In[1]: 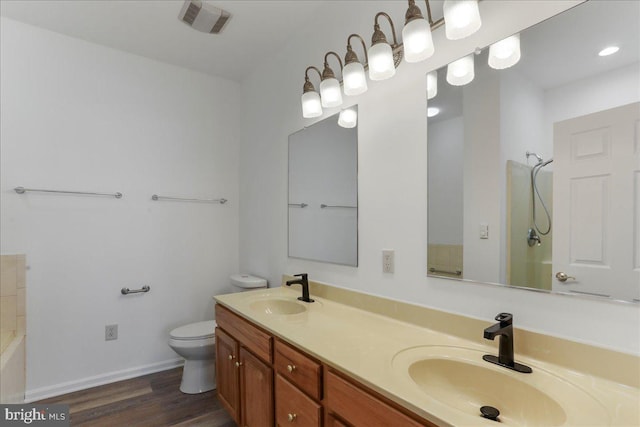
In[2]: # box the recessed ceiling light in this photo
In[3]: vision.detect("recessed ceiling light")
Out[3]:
[427,107,440,118]
[598,46,620,57]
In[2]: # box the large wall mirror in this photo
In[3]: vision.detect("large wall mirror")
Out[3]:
[427,1,639,302]
[289,109,358,266]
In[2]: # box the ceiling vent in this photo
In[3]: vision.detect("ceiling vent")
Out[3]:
[178,1,230,34]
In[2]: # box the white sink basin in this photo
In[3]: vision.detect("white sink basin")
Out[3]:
[249,298,307,315]
[392,346,610,426]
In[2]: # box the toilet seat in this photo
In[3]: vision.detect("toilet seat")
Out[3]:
[170,320,216,340]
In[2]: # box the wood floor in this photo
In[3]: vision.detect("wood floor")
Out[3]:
[37,367,237,427]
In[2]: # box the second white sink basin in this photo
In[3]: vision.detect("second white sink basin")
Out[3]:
[392,346,610,426]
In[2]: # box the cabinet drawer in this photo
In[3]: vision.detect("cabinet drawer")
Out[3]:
[326,371,430,427]
[216,304,273,363]
[275,375,321,427]
[274,339,322,401]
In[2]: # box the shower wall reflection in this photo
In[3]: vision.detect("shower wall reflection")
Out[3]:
[506,160,552,290]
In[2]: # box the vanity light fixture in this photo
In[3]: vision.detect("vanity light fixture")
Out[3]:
[368,12,400,81]
[301,66,323,118]
[598,46,620,56]
[320,52,344,108]
[427,106,440,117]
[443,0,482,40]
[447,53,475,86]
[402,0,435,63]
[343,34,369,96]
[488,33,521,69]
[426,71,438,99]
[338,107,358,128]
[300,0,490,118]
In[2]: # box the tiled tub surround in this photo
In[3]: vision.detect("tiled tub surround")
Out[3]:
[214,278,639,426]
[0,254,26,403]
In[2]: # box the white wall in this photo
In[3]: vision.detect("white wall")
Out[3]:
[462,64,502,283]
[427,116,463,245]
[0,18,240,399]
[544,62,640,143]
[239,0,640,356]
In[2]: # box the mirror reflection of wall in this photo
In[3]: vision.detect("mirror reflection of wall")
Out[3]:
[288,108,358,266]
[427,0,640,302]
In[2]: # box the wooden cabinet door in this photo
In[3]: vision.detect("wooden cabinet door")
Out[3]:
[275,375,321,427]
[326,414,349,427]
[326,371,431,427]
[240,347,274,427]
[216,327,240,423]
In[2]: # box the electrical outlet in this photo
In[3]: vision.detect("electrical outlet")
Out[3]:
[105,324,118,341]
[382,250,394,273]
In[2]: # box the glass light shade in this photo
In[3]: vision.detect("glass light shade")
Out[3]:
[446,54,475,86]
[426,71,438,100]
[368,42,396,81]
[343,62,368,96]
[301,91,322,118]
[402,18,435,63]
[320,77,343,108]
[488,34,521,69]
[443,0,482,40]
[338,108,358,128]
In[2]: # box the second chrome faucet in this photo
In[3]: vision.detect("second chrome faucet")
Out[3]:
[286,273,314,303]
[483,313,532,373]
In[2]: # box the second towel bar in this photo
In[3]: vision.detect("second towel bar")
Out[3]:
[152,195,227,204]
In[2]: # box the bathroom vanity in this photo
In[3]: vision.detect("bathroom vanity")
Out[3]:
[214,281,639,427]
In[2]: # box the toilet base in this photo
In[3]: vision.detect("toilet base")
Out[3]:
[180,359,216,394]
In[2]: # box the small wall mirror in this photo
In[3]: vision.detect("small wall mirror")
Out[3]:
[288,108,358,266]
[427,1,639,302]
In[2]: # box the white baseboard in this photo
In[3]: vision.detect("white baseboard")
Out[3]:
[24,358,184,403]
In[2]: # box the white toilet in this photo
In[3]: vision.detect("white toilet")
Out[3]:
[168,274,267,394]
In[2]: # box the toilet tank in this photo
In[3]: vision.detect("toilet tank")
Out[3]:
[230,274,267,291]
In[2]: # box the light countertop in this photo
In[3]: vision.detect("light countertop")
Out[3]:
[214,286,639,427]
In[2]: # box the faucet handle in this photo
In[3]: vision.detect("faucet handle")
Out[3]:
[495,313,512,325]
[294,273,308,280]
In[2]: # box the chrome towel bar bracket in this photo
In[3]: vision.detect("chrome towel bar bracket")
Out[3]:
[121,285,150,295]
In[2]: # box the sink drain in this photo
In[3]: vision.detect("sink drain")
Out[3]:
[480,405,500,421]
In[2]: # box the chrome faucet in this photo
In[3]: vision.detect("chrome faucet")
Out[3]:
[285,273,314,303]
[483,313,532,373]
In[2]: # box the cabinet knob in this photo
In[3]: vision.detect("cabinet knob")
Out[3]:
[287,364,296,373]
[228,354,235,360]
[287,413,297,422]
[235,361,242,368]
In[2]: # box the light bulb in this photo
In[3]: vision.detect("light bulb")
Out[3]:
[338,108,358,128]
[427,107,440,118]
[443,0,482,40]
[343,62,368,96]
[368,43,396,81]
[598,46,620,56]
[426,71,438,100]
[301,91,322,118]
[402,18,434,63]
[446,54,474,86]
[488,34,521,69]
[320,77,343,108]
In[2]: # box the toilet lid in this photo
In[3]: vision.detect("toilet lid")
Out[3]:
[170,320,216,340]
